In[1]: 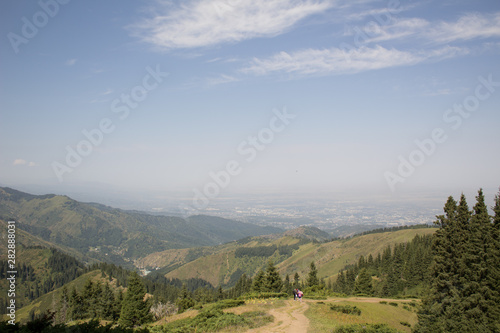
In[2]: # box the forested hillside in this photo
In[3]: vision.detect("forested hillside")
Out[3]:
[0,187,281,267]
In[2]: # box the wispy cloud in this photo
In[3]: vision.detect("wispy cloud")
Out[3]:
[65,58,77,66]
[348,12,500,45]
[100,89,113,96]
[205,74,240,86]
[427,12,500,44]
[240,45,467,77]
[131,0,332,49]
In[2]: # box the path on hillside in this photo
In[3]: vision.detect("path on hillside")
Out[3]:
[246,299,310,333]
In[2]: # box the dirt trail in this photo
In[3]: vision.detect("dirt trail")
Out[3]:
[246,299,310,333]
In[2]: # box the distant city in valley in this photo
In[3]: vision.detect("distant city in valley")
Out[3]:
[18,185,448,231]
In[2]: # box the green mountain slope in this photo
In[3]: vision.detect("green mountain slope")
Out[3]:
[0,187,281,266]
[162,228,437,287]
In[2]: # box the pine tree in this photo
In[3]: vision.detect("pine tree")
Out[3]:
[69,287,85,320]
[176,284,195,313]
[264,261,282,292]
[493,188,500,228]
[354,268,373,295]
[293,273,300,289]
[252,269,265,292]
[80,278,94,318]
[334,270,347,294]
[119,272,152,328]
[415,190,500,333]
[283,274,291,294]
[101,283,116,320]
[306,261,319,287]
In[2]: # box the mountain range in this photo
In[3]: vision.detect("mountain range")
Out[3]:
[0,186,281,267]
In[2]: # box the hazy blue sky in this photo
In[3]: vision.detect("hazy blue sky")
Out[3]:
[1,0,499,203]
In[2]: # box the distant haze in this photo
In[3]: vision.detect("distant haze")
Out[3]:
[1,1,499,204]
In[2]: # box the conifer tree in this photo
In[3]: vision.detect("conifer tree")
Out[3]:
[354,268,373,295]
[306,261,319,287]
[415,190,500,333]
[335,270,347,294]
[252,269,265,292]
[69,287,84,320]
[101,283,116,320]
[493,188,500,228]
[119,272,152,328]
[264,260,282,292]
[293,272,300,289]
[176,284,194,313]
[283,274,291,294]
[80,279,94,318]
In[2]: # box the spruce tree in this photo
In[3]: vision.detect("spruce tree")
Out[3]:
[252,269,265,292]
[101,283,116,320]
[354,268,373,295]
[335,270,347,294]
[283,274,291,294]
[493,188,500,228]
[176,284,194,313]
[415,190,500,333]
[306,261,319,287]
[119,272,152,328]
[293,273,300,289]
[265,261,282,292]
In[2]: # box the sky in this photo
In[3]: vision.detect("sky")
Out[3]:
[1,0,500,210]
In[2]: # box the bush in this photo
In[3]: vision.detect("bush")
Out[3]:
[330,304,361,315]
[379,301,387,304]
[334,323,401,332]
[400,321,411,327]
[389,302,398,307]
[151,308,272,333]
[239,292,287,299]
[203,299,245,311]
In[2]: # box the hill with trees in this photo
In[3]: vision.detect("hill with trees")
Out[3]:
[0,187,281,268]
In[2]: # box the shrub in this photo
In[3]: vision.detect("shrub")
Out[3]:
[388,302,398,307]
[334,323,400,332]
[400,321,411,327]
[239,292,287,299]
[203,299,245,311]
[330,304,361,315]
[379,301,387,304]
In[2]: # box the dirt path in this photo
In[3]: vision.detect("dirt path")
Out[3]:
[246,299,310,333]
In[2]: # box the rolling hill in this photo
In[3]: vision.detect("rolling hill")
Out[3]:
[0,187,281,267]
[156,227,437,287]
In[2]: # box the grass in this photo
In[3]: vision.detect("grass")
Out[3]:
[149,299,273,333]
[305,298,418,333]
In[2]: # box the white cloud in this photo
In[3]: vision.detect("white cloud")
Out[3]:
[427,12,500,44]
[65,58,77,66]
[347,12,500,45]
[205,74,240,86]
[100,89,113,96]
[240,45,467,77]
[131,0,333,49]
[28,162,36,167]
